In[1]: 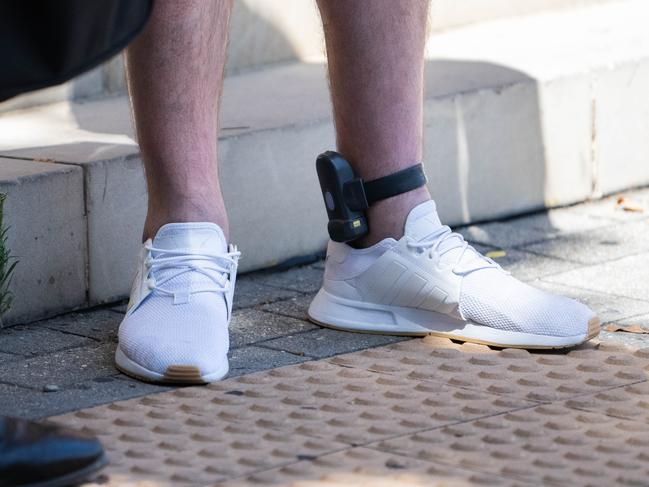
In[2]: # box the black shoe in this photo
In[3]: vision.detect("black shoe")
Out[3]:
[0,416,107,487]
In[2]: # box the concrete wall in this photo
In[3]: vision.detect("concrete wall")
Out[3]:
[0,0,617,112]
[0,0,645,325]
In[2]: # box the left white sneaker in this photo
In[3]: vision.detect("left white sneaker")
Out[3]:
[309,200,600,349]
[115,222,240,384]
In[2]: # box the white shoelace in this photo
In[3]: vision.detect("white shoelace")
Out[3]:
[144,243,241,302]
[406,226,501,276]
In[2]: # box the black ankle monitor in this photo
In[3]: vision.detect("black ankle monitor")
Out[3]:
[316,151,428,243]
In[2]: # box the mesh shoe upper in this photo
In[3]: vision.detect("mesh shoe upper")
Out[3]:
[118,223,238,376]
[119,291,231,374]
[459,267,594,337]
[405,202,594,337]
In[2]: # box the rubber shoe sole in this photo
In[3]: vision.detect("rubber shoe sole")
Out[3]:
[308,288,600,349]
[114,346,229,384]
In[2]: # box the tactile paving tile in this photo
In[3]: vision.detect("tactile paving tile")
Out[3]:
[202,362,534,445]
[219,447,534,487]
[374,404,649,487]
[328,338,649,403]
[48,337,649,487]
[56,361,533,486]
[563,381,649,423]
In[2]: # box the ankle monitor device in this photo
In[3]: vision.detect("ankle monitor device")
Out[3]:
[316,151,428,243]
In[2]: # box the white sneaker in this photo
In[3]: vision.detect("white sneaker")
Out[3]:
[115,222,240,383]
[308,201,600,349]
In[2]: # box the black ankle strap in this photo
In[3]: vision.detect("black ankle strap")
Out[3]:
[342,164,427,211]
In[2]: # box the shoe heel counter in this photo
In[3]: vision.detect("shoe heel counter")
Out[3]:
[322,240,390,301]
[125,244,150,316]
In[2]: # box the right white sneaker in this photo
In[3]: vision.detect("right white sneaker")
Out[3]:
[309,200,600,349]
[115,222,240,384]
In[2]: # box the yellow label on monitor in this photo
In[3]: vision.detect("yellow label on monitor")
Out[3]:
[352,220,361,228]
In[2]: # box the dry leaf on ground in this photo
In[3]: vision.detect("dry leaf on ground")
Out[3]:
[485,250,506,259]
[603,323,649,334]
[616,197,644,213]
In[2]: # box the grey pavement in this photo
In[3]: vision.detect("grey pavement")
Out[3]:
[1,188,649,419]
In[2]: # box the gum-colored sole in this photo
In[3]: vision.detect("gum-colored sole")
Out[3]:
[310,315,601,350]
[164,365,205,383]
[587,316,601,340]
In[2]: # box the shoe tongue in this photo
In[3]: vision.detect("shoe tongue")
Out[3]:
[153,223,227,254]
[404,200,443,242]
[403,200,473,264]
[150,223,229,295]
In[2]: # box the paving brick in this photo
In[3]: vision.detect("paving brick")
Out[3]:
[260,328,406,359]
[533,281,649,325]
[0,383,39,417]
[457,205,616,249]
[488,248,583,282]
[542,253,649,302]
[611,313,649,329]
[598,330,649,350]
[233,275,300,310]
[0,352,19,364]
[0,378,170,420]
[227,345,310,377]
[0,158,86,325]
[37,309,122,342]
[572,188,649,222]
[595,313,649,349]
[230,309,315,348]
[0,343,116,389]
[259,264,324,293]
[0,325,91,356]
[522,219,649,264]
[259,293,315,320]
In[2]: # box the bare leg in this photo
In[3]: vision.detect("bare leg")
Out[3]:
[317,0,431,247]
[126,0,233,241]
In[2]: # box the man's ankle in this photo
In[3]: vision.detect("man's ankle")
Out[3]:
[351,187,431,248]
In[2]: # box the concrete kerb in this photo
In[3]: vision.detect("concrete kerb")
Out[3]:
[0,158,86,326]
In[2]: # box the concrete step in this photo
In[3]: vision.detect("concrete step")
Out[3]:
[0,159,86,325]
[1,0,648,325]
[227,0,621,70]
[1,0,618,112]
